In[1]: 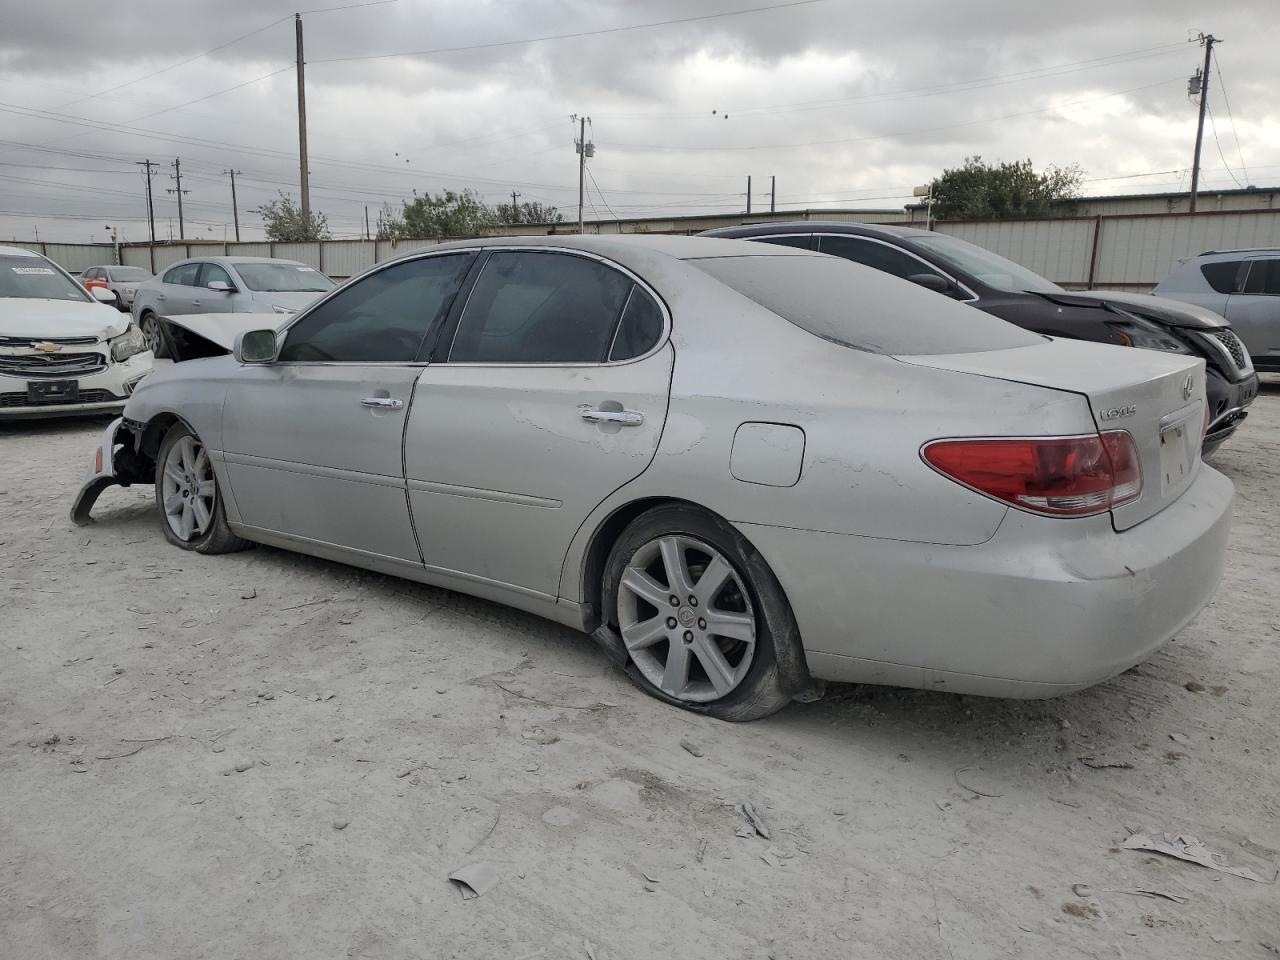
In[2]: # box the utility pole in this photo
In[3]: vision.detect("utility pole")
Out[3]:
[746,176,752,215]
[223,169,242,242]
[136,159,157,244]
[770,175,776,213]
[1188,33,1218,214]
[364,205,371,240]
[510,190,522,223]
[296,13,311,220]
[167,158,190,240]
[573,115,593,234]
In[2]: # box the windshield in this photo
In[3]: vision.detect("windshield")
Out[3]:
[233,262,334,293]
[691,254,1042,355]
[907,235,1062,294]
[108,267,151,282]
[0,255,92,302]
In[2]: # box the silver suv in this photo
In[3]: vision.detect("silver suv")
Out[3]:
[1154,249,1279,372]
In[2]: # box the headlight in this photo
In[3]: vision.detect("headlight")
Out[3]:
[271,304,294,315]
[1106,316,1193,354]
[109,325,148,362]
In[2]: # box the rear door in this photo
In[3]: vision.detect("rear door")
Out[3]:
[1225,257,1280,364]
[405,248,673,600]
[221,252,476,562]
[159,261,201,314]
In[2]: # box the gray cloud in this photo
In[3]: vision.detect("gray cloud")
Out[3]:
[0,0,1274,241]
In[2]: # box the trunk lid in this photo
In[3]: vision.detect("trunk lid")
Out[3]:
[899,338,1205,530]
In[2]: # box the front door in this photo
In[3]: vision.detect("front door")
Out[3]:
[1226,257,1280,365]
[220,252,476,564]
[405,248,673,599]
[190,262,238,314]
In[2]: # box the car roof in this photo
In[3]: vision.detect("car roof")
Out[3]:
[416,233,819,269]
[701,221,934,241]
[165,256,310,267]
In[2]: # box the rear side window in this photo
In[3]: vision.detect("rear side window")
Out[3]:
[756,235,814,251]
[1241,259,1280,296]
[164,263,200,286]
[1201,260,1243,293]
[609,287,665,361]
[449,251,632,363]
[690,255,1042,356]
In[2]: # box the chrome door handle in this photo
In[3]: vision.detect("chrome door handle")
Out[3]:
[580,406,645,427]
[361,396,404,410]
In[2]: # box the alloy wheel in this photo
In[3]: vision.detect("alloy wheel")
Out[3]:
[616,534,757,703]
[161,434,215,541]
[140,315,162,354]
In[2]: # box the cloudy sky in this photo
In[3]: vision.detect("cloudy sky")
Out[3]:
[0,0,1275,243]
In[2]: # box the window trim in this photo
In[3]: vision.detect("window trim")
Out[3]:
[273,249,479,366]
[1240,257,1280,297]
[440,245,672,369]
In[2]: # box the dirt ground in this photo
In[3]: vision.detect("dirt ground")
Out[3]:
[2,382,1278,960]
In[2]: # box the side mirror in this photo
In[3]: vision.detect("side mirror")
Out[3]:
[907,273,950,295]
[207,280,233,292]
[233,329,278,364]
[90,286,117,303]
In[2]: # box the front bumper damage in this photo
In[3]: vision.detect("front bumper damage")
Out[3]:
[70,417,151,525]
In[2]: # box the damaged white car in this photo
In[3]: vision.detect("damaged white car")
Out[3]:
[1,245,153,418]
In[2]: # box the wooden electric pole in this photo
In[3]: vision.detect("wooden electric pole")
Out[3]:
[296,13,311,219]
[223,169,242,242]
[167,157,190,240]
[136,159,157,244]
[1188,33,1218,214]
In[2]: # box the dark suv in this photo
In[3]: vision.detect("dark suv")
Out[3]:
[704,222,1258,456]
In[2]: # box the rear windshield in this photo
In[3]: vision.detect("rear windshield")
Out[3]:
[0,254,91,302]
[108,266,151,282]
[233,262,334,293]
[690,255,1043,355]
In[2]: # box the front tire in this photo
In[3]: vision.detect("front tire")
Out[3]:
[138,311,169,359]
[603,504,800,721]
[155,424,249,554]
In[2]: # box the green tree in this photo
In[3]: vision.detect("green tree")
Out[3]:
[256,192,331,241]
[929,157,1084,221]
[391,189,495,237]
[374,203,403,241]
[494,200,563,225]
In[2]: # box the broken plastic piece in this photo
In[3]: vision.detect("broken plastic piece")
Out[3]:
[449,862,500,900]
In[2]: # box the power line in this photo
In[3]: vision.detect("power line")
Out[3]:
[312,0,837,63]
[1206,107,1245,188]
[1213,57,1250,185]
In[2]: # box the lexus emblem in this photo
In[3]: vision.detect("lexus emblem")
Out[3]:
[31,341,62,353]
[1182,375,1194,401]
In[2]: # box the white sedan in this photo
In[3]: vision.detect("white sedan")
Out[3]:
[1,245,152,419]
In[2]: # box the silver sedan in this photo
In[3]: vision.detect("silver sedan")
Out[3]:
[71,236,1232,720]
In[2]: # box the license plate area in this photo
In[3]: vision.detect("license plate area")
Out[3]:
[28,379,80,404]
[1159,422,1194,493]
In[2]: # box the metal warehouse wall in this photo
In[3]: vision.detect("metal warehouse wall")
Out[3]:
[20,207,1280,289]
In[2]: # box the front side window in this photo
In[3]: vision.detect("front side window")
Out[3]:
[164,262,200,286]
[907,235,1061,294]
[449,251,632,363]
[278,254,472,363]
[199,263,234,288]
[1242,259,1280,296]
[235,262,334,293]
[0,254,91,302]
[819,235,945,282]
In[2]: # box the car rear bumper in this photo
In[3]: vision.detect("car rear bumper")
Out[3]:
[739,464,1233,698]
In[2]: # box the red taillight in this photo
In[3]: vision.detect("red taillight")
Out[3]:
[922,432,1142,518]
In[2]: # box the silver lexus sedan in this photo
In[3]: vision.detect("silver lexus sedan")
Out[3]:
[71,236,1232,720]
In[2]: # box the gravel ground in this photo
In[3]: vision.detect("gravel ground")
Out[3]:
[2,382,1278,960]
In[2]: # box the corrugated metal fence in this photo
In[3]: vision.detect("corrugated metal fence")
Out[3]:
[18,208,1280,290]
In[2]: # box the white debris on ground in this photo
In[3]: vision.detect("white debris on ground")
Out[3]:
[1,381,1278,959]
